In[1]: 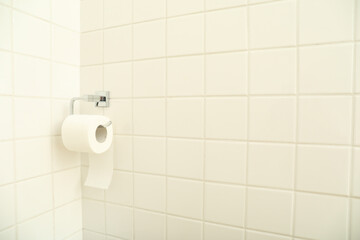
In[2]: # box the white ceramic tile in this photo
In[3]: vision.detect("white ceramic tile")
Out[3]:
[134,0,165,22]
[167,216,202,240]
[204,183,245,226]
[167,56,204,96]
[351,198,360,240]
[297,145,350,195]
[82,199,105,233]
[106,204,133,239]
[0,228,16,240]
[54,168,81,207]
[168,0,203,16]
[134,20,165,59]
[0,0,11,6]
[205,141,246,184]
[15,137,51,180]
[52,137,80,171]
[104,26,132,62]
[167,139,203,179]
[104,100,132,134]
[0,97,13,141]
[104,0,132,27]
[83,230,106,240]
[246,231,291,240]
[53,26,80,65]
[167,98,204,138]
[0,142,14,185]
[17,175,53,222]
[134,210,165,240]
[206,52,247,95]
[206,98,247,140]
[294,193,348,240]
[353,148,360,197]
[55,201,82,240]
[299,0,354,44]
[248,143,295,189]
[249,97,296,142]
[356,44,360,93]
[18,212,53,240]
[104,62,132,98]
[14,54,50,97]
[14,98,51,138]
[133,99,165,136]
[0,185,15,230]
[52,63,80,99]
[81,166,105,201]
[167,178,203,219]
[0,51,12,94]
[206,8,247,52]
[134,59,166,97]
[105,171,133,205]
[247,189,292,235]
[52,0,80,31]
[204,223,244,240]
[113,136,133,171]
[249,1,296,48]
[80,66,103,95]
[66,231,83,240]
[167,14,204,56]
[81,31,103,65]
[299,44,353,94]
[134,174,166,212]
[13,12,50,58]
[14,0,50,20]
[81,0,103,32]
[134,137,166,174]
[0,6,11,50]
[357,2,360,40]
[206,0,246,9]
[298,96,352,144]
[250,48,296,94]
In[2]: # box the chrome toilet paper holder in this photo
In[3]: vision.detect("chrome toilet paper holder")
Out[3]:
[70,91,112,127]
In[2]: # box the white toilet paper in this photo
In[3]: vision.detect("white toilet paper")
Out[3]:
[62,114,114,189]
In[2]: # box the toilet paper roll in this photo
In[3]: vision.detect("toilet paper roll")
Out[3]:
[62,114,114,189]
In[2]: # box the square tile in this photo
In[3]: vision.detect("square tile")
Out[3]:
[134,20,165,59]
[0,6,11,50]
[18,213,53,240]
[134,137,166,174]
[106,204,133,239]
[54,168,81,207]
[167,14,204,56]
[113,136,133,171]
[299,44,353,93]
[206,0,246,10]
[167,56,204,96]
[250,48,296,94]
[0,51,12,94]
[299,0,354,44]
[168,0,203,16]
[246,189,292,235]
[133,99,165,136]
[104,0,132,27]
[0,185,15,230]
[351,198,360,240]
[206,52,247,95]
[248,143,295,189]
[297,145,351,195]
[104,100,132,134]
[353,148,360,197]
[167,98,204,138]
[104,62,132,98]
[0,142,14,185]
[204,223,244,240]
[206,8,247,52]
[249,97,296,142]
[104,26,132,62]
[167,139,204,179]
[134,0,165,22]
[249,1,296,48]
[167,216,202,240]
[0,97,13,141]
[356,44,360,92]
[0,228,16,240]
[81,31,103,65]
[134,174,166,212]
[204,183,245,226]
[298,96,352,144]
[82,199,105,233]
[206,98,247,140]
[205,141,246,184]
[52,26,80,65]
[246,231,291,240]
[80,66,103,95]
[134,59,166,97]
[81,0,103,32]
[52,0,80,31]
[52,63,79,99]
[134,210,165,240]
[16,176,53,222]
[294,193,348,240]
[54,201,82,240]
[14,0,50,19]
[15,138,52,180]
[52,136,80,171]
[81,167,105,201]
[167,178,203,219]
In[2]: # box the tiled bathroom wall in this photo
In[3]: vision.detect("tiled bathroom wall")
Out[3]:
[80,0,360,240]
[0,0,82,239]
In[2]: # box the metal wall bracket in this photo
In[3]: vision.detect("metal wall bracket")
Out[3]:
[70,91,110,115]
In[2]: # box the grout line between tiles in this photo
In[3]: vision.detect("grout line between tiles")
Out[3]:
[130,0,135,238]
[202,0,207,238]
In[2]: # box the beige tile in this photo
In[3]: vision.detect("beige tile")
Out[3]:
[134,210,165,240]
[104,26,132,62]
[106,204,133,239]
[0,142,14,185]
[104,62,132,98]
[0,97,13,141]
[0,51,12,94]
[113,136,133,171]
[167,216,202,240]
[206,0,246,10]
[134,0,165,22]
[18,213,53,240]
[82,199,105,233]
[0,185,15,230]
[134,137,166,174]
[0,6,11,50]
[54,168,81,207]
[52,26,80,65]
[81,0,103,32]
[54,201,82,240]
[133,99,165,136]
[105,171,133,205]
[351,198,360,240]
[204,223,244,240]
[353,148,360,197]
[104,0,132,27]
[81,31,103,65]
[52,0,80,31]
[104,100,132,134]
[168,0,203,16]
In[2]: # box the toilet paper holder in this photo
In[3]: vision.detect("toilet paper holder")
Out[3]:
[70,91,112,127]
